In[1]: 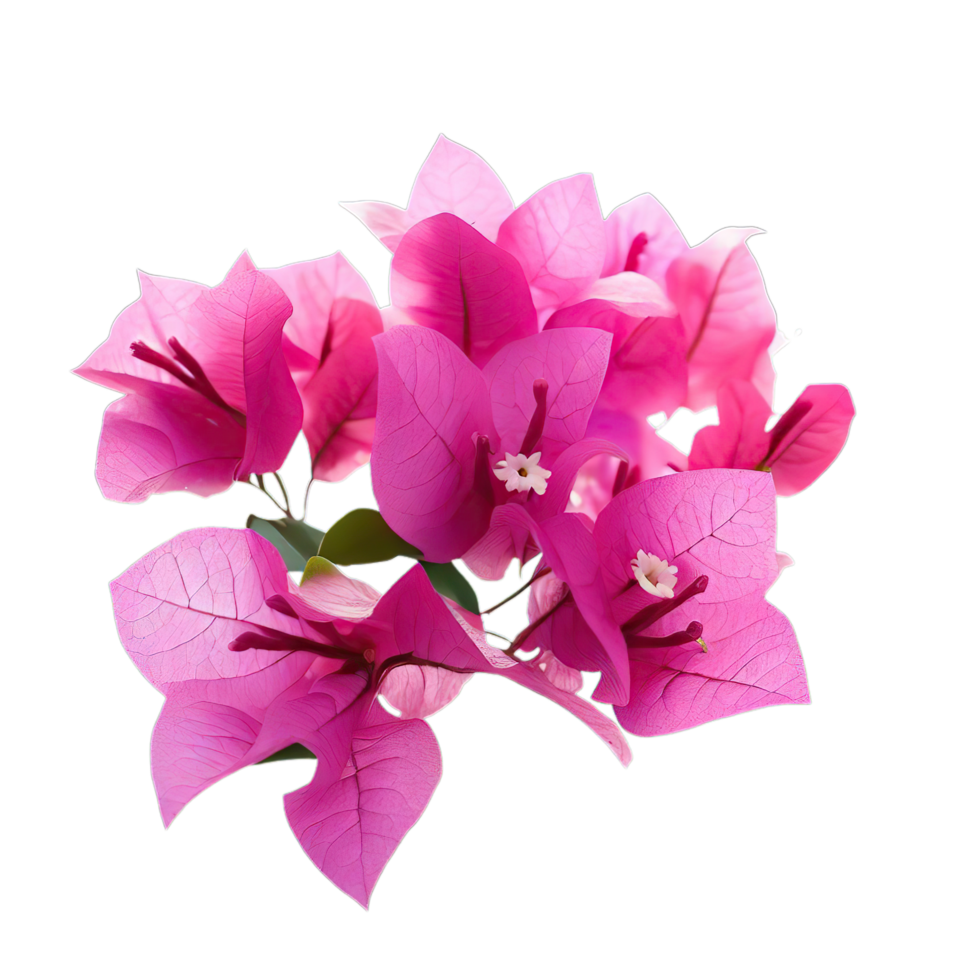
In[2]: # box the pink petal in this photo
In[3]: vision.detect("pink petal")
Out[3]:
[547,300,688,418]
[765,384,855,495]
[153,696,265,827]
[287,294,383,481]
[518,571,568,660]
[95,385,242,502]
[75,264,302,490]
[371,564,506,671]
[615,600,808,736]
[462,503,541,581]
[450,607,633,769]
[529,512,631,705]
[150,657,321,826]
[603,314,687,418]
[602,193,688,284]
[494,662,632,766]
[187,267,302,477]
[285,699,441,907]
[111,528,318,688]
[406,134,514,242]
[74,270,204,389]
[594,470,778,604]
[341,200,412,252]
[540,603,629,704]
[666,228,776,411]
[390,213,537,367]
[342,136,513,254]
[292,565,382,621]
[466,505,629,704]
[380,664,470,719]
[262,252,377,388]
[372,326,498,561]
[572,410,687,521]
[482,327,611,458]
[496,174,606,312]
[579,272,675,318]
[527,436,628,522]
[688,380,773,470]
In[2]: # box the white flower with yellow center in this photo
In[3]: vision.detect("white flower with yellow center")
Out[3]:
[493,451,551,495]
[630,550,678,598]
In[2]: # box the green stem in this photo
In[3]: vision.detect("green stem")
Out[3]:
[504,591,570,657]
[480,566,551,616]
[302,475,315,522]
[272,471,293,518]
[251,475,289,516]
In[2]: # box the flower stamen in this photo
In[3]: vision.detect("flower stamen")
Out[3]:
[623,232,648,273]
[131,337,246,426]
[518,378,549,456]
[627,621,704,649]
[621,574,709,636]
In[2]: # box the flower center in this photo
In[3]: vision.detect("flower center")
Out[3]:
[131,336,246,426]
[631,549,678,598]
[494,451,552,495]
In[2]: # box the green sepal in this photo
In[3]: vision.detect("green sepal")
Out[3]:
[255,743,316,764]
[419,560,480,614]
[300,555,339,585]
[246,515,325,571]
[318,508,423,564]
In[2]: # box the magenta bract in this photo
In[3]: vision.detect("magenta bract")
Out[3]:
[688,380,856,494]
[389,212,537,367]
[75,255,302,501]
[110,527,638,905]
[519,470,809,734]
[372,323,624,569]
[264,252,383,482]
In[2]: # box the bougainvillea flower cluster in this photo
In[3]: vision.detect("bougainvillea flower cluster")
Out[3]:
[77,135,853,907]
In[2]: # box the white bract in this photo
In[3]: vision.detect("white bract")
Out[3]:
[493,451,551,495]
[631,550,678,598]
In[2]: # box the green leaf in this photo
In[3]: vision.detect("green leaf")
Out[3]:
[255,743,316,764]
[318,508,422,564]
[246,515,325,571]
[419,560,480,614]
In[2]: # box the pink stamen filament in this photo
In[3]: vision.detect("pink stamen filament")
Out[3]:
[228,629,353,658]
[623,232,648,273]
[265,595,298,618]
[474,434,495,503]
[319,317,335,364]
[621,574,709,636]
[612,460,641,497]
[626,621,704,648]
[518,378,549,457]
[131,337,246,427]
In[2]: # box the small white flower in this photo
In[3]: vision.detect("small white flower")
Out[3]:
[493,451,552,495]
[630,549,678,598]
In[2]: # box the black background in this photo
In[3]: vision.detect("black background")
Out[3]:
[71,126,861,922]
